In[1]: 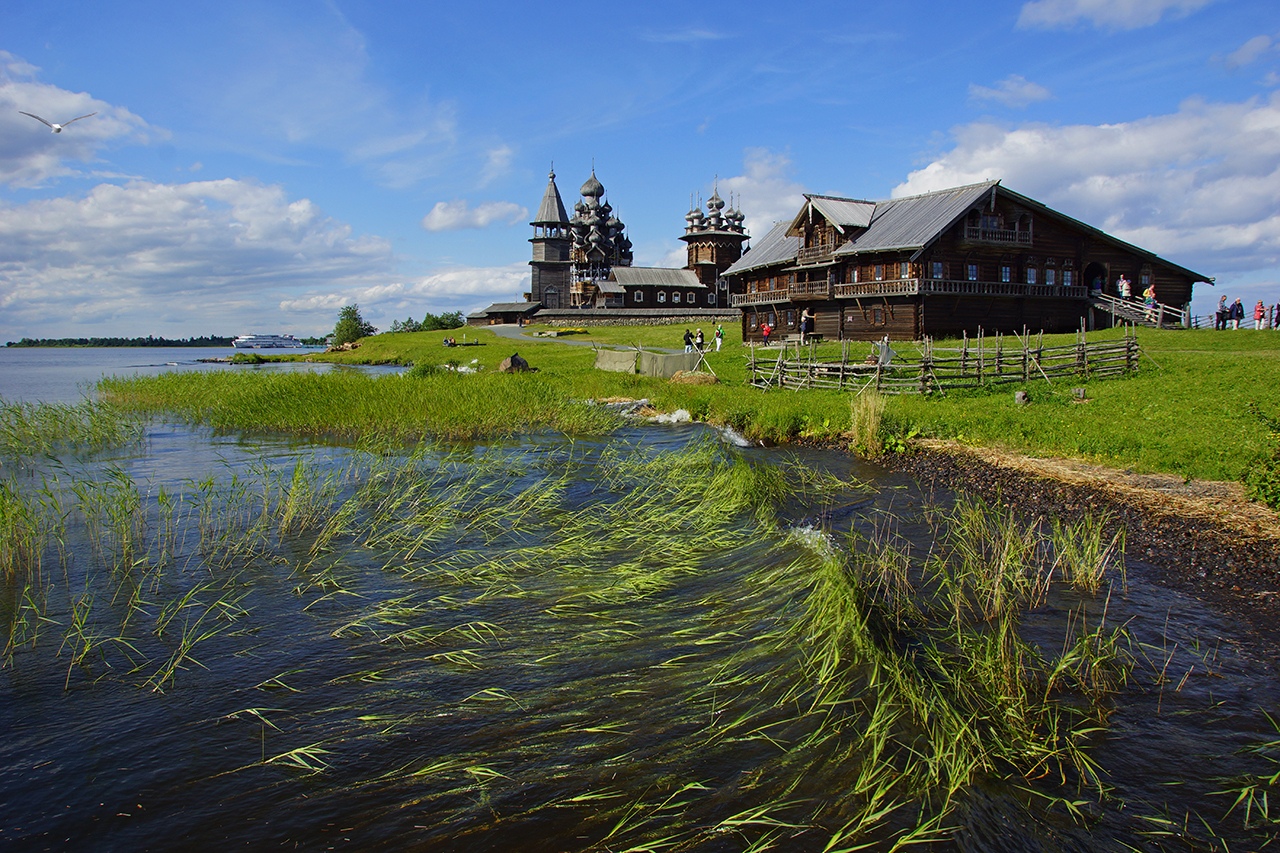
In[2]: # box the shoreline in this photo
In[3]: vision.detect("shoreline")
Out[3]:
[887,439,1280,641]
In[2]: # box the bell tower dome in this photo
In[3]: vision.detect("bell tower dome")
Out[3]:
[529,168,571,308]
[680,183,748,287]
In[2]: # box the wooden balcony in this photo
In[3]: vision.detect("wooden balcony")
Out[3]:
[733,278,1088,306]
[962,225,1032,246]
[795,243,837,265]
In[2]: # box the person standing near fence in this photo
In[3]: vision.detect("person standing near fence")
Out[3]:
[1230,298,1244,329]
[1255,300,1267,330]
[1216,294,1229,330]
[683,329,693,353]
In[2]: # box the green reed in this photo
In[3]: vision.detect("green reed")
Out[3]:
[0,430,1158,848]
[0,398,145,462]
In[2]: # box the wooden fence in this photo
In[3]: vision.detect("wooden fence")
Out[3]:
[747,326,1140,394]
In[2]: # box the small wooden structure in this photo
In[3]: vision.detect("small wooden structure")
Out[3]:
[747,325,1140,394]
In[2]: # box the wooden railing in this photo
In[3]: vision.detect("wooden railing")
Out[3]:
[796,243,836,265]
[963,225,1032,246]
[1089,292,1186,328]
[734,279,1087,306]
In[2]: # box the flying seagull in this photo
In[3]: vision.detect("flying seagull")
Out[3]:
[19,111,97,133]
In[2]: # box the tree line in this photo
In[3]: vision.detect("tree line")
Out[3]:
[6,335,242,348]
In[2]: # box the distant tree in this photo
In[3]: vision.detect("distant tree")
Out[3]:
[389,316,423,334]
[386,311,464,334]
[332,304,377,346]
[421,311,465,331]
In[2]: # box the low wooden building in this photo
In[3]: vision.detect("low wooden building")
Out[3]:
[466,302,541,327]
[725,181,1211,342]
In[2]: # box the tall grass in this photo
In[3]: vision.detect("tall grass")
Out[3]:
[0,398,144,460]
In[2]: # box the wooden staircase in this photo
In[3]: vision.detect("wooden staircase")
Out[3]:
[1089,292,1184,328]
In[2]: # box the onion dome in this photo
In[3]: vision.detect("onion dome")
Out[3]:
[580,170,604,199]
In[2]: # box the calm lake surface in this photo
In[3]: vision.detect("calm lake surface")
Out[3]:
[0,346,397,404]
[1,353,1278,850]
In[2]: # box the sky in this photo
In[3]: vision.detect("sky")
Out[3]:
[2,0,1279,340]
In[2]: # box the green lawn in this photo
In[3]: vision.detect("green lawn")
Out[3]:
[103,322,1280,485]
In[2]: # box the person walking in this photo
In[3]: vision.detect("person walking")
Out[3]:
[1230,298,1244,330]
[760,320,772,346]
[1216,294,1229,330]
[1255,300,1267,330]
[714,324,724,352]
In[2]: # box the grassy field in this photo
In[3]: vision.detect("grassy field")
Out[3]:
[98,321,1280,486]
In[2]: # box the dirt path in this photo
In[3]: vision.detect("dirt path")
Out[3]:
[890,439,1280,636]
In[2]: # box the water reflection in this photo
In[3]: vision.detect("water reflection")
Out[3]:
[0,422,1276,851]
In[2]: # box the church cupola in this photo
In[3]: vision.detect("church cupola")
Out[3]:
[529,168,572,308]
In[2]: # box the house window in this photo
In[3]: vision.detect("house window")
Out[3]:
[1045,268,1056,286]
[1140,266,1152,288]
[658,291,667,303]
[931,261,943,279]
[786,310,795,326]
[708,292,716,305]
[1062,269,1074,287]
[750,313,758,330]
[967,263,979,281]
[1000,265,1011,282]
[688,291,696,304]
[634,290,644,303]
[874,264,884,281]
[899,261,910,279]
[851,268,859,283]
[872,306,884,324]
[672,291,681,303]
[1026,267,1037,285]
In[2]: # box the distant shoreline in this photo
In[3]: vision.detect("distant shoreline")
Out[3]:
[5,336,324,348]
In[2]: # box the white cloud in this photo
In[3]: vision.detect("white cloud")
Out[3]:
[0,51,155,187]
[1224,34,1275,70]
[969,75,1052,108]
[480,145,515,186]
[192,8,458,189]
[719,148,808,238]
[1017,0,1215,30]
[421,200,528,231]
[282,262,531,322]
[894,93,1280,311]
[0,179,394,338]
[639,28,732,43]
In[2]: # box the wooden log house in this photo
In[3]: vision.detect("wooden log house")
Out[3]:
[725,181,1211,342]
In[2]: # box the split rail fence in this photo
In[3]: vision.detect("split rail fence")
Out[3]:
[747,326,1140,394]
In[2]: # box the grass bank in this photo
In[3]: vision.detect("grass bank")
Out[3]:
[99,322,1280,486]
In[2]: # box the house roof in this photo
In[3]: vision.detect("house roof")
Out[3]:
[722,221,800,275]
[469,302,541,318]
[833,182,998,257]
[532,170,569,224]
[787,194,876,235]
[609,266,703,288]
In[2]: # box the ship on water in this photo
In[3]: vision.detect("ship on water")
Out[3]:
[231,334,308,349]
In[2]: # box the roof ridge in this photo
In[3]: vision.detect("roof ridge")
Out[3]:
[882,179,1001,204]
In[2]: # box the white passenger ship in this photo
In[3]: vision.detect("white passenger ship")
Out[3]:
[232,334,308,349]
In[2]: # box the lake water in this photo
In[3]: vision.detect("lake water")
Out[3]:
[0,346,399,404]
[1,352,1278,850]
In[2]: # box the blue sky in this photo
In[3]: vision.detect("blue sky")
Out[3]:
[2,0,1278,339]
